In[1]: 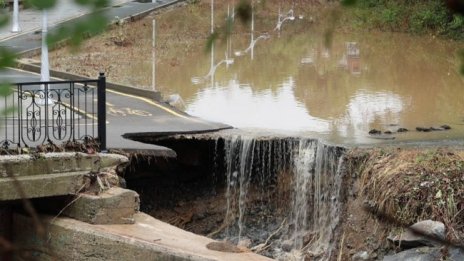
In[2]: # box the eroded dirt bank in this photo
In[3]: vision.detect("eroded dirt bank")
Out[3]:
[123,134,464,260]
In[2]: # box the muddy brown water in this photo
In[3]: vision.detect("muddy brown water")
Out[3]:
[150,10,463,145]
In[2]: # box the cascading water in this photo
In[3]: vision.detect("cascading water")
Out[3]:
[216,135,345,260]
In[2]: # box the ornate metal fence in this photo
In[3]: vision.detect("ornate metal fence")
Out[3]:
[0,73,106,151]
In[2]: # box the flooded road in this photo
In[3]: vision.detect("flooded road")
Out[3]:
[155,14,464,145]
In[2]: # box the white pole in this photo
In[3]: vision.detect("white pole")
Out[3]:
[210,0,214,86]
[251,4,254,60]
[152,19,156,92]
[11,0,21,33]
[227,4,232,63]
[40,10,50,83]
[39,10,52,105]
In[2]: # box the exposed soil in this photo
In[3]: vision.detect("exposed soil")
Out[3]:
[335,147,464,260]
[125,141,464,261]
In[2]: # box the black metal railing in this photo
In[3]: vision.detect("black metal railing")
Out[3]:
[0,73,106,151]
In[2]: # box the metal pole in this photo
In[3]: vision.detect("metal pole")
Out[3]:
[11,0,21,33]
[40,10,50,83]
[97,72,106,151]
[251,4,254,60]
[38,10,53,106]
[152,19,156,92]
[210,0,214,86]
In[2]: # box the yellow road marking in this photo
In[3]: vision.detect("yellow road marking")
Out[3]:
[8,68,207,123]
[106,89,197,121]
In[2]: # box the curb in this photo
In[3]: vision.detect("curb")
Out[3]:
[16,62,162,101]
[122,0,184,23]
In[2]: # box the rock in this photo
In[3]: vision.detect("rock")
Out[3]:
[383,246,463,261]
[383,247,440,261]
[397,128,408,132]
[440,124,451,130]
[281,239,294,252]
[63,187,140,224]
[388,220,445,248]
[416,127,432,132]
[369,129,381,135]
[206,241,244,253]
[449,246,464,260]
[352,250,369,260]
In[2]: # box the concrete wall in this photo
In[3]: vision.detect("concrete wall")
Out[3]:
[0,153,128,201]
[12,213,272,261]
[13,213,207,261]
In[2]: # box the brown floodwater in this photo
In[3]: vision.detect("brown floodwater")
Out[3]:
[154,15,464,145]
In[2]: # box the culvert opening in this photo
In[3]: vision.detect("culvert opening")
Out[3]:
[124,133,347,260]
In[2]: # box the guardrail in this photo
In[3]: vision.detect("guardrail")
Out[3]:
[0,73,106,151]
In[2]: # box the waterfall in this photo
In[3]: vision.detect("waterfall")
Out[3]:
[217,135,345,260]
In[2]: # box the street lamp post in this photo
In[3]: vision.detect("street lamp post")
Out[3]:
[210,0,214,86]
[39,10,53,105]
[11,0,21,33]
[41,10,50,83]
[152,19,156,92]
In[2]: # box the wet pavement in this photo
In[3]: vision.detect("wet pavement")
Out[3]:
[0,67,231,152]
[0,0,232,152]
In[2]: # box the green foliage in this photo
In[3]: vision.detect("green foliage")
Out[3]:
[236,0,252,25]
[74,0,109,8]
[205,31,218,53]
[26,0,57,10]
[348,0,464,39]
[204,0,251,52]
[0,48,16,68]
[47,12,107,49]
[341,0,358,7]
[0,12,9,28]
[0,83,13,97]
[410,1,448,33]
[459,50,464,75]
[0,0,109,69]
[0,0,110,120]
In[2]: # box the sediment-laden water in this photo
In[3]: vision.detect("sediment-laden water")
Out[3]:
[215,135,345,260]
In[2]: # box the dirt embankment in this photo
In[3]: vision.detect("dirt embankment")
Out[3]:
[125,143,464,260]
[336,147,464,260]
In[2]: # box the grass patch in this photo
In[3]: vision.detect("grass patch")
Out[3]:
[344,0,464,39]
[347,147,464,245]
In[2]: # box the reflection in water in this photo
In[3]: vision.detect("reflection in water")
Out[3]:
[187,79,330,132]
[338,42,361,75]
[234,5,270,60]
[274,7,295,32]
[154,4,464,144]
[191,0,234,85]
[338,91,404,143]
[191,52,234,85]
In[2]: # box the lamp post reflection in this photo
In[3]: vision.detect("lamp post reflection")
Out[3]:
[274,7,295,35]
[191,0,234,85]
[234,4,270,60]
